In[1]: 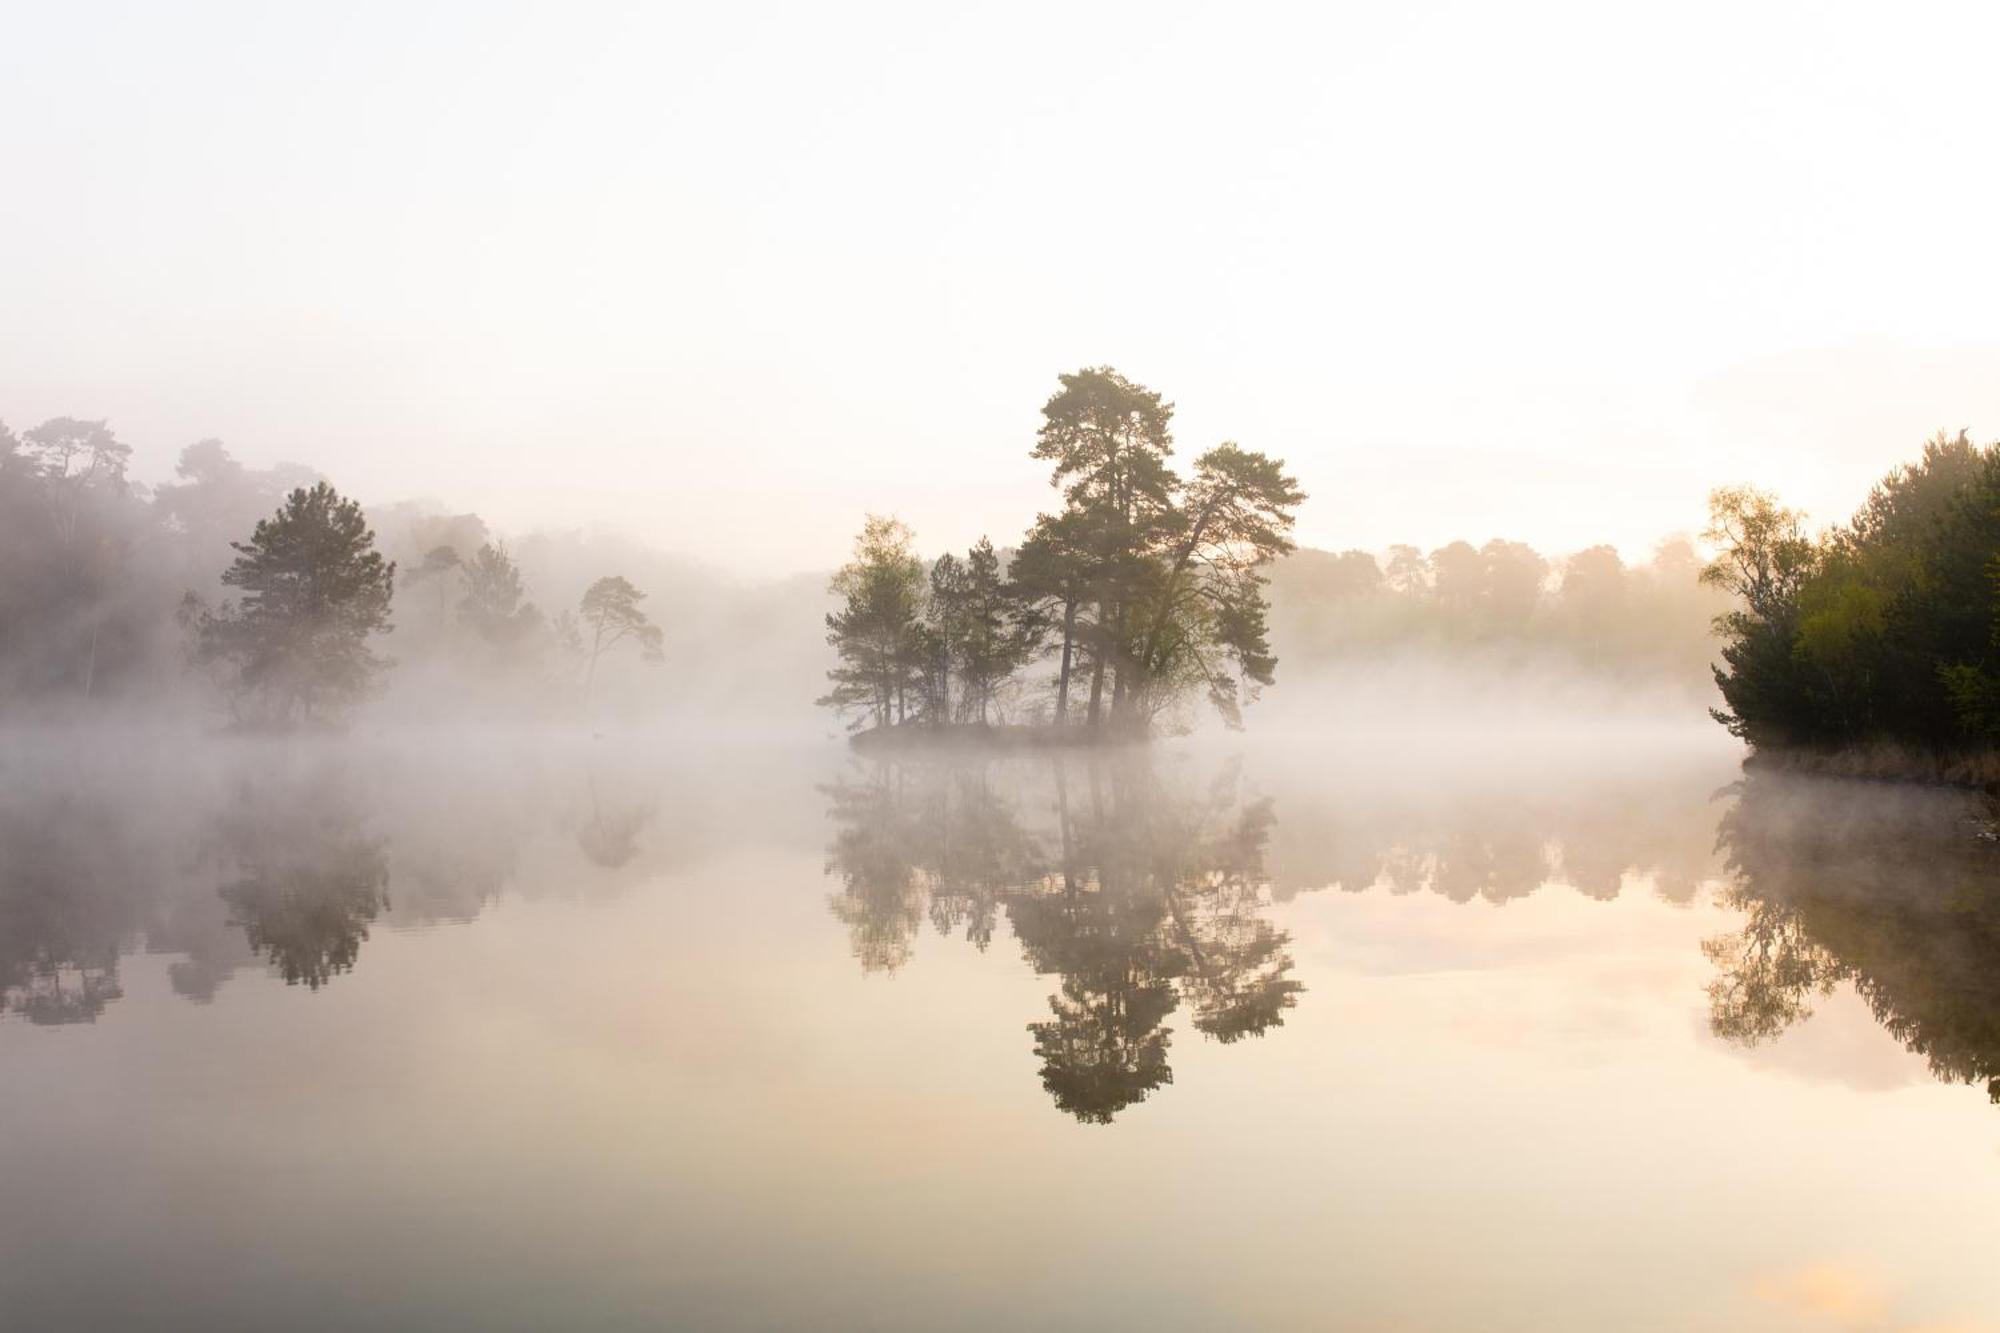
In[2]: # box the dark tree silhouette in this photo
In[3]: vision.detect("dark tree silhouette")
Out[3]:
[194,481,396,725]
[578,575,663,687]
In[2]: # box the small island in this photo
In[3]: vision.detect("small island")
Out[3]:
[819,367,1304,743]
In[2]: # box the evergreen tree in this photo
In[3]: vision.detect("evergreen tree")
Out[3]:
[922,551,971,724]
[1029,370,1304,732]
[819,516,926,731]
[1033,367,1179,726]
[577,575,663,686]
[458,542,544,670]
[402,544,463,637]
[1010,512,1096,726]
[955,538,1038,724]
[195,482,396,726]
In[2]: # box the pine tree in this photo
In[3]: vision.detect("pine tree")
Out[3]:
[195,481,396,725]
[819,516,926,731]
[578,576,663,687]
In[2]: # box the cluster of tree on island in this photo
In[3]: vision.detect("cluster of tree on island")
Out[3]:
[819,367,1308,737]
[1702,430,2000,762]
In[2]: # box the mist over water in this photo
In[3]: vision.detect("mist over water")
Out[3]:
[10,4,2000,1324]
[5,398,1998,1329]
[5,714,1999,1330]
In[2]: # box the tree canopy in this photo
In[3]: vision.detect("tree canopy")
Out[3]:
[1704,431,2000,754]
[194,481,397,726]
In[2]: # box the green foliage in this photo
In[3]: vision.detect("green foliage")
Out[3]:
[820,515,928,730]
[1009,511,1098,724]
[1706,433,2000,751]
[820,369,1304,738]
[195,481,397,726]
[1028,369,1305,732]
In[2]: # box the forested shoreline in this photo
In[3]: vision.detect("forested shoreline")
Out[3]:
[0,418,743,725]
[13,386,2000,765]
[1703,431,2000,779]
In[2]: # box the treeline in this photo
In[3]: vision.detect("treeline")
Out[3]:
[0,417,668,723]
[1704,431,2000,758]
[821,367,1306,737]
[1269,536,1724,690]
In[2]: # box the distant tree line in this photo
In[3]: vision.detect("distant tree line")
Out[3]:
[0,416,661,725]
[821,367,1307,737]
[1703,431,2000,756]
[1266,535,1724,689]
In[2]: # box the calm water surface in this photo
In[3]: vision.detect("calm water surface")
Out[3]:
[3,729,1998,1331]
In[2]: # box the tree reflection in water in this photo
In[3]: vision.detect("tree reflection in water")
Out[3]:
[13,738,2000,1122]
[0,746,671,1020]
[822,755,1302,1123]
[1705,770,2000,1103]
[0,790,139,1024]
[214,774,391,991]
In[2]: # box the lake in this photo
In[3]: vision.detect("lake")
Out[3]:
[3,726,1997,1331]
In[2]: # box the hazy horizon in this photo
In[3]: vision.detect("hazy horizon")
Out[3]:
[9,3,2000,574]
[11,9,2000,1324]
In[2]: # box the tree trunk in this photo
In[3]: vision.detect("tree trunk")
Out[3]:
[585,622,606,690]
[1108,604,1131,722]
[1085,602,1107,727]
[81,622,99,699]
[1055,598,1076,726]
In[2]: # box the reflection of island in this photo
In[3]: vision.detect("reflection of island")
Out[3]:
[1704,771,2000,1104]
[822,756,1302,1123]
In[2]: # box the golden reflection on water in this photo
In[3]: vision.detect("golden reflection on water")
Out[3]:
[2,736,1998,1330]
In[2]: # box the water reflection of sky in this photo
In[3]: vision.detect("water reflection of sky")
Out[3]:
[2,733,1997,1331]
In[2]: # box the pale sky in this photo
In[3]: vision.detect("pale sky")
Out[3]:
[5,1,1998,574]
